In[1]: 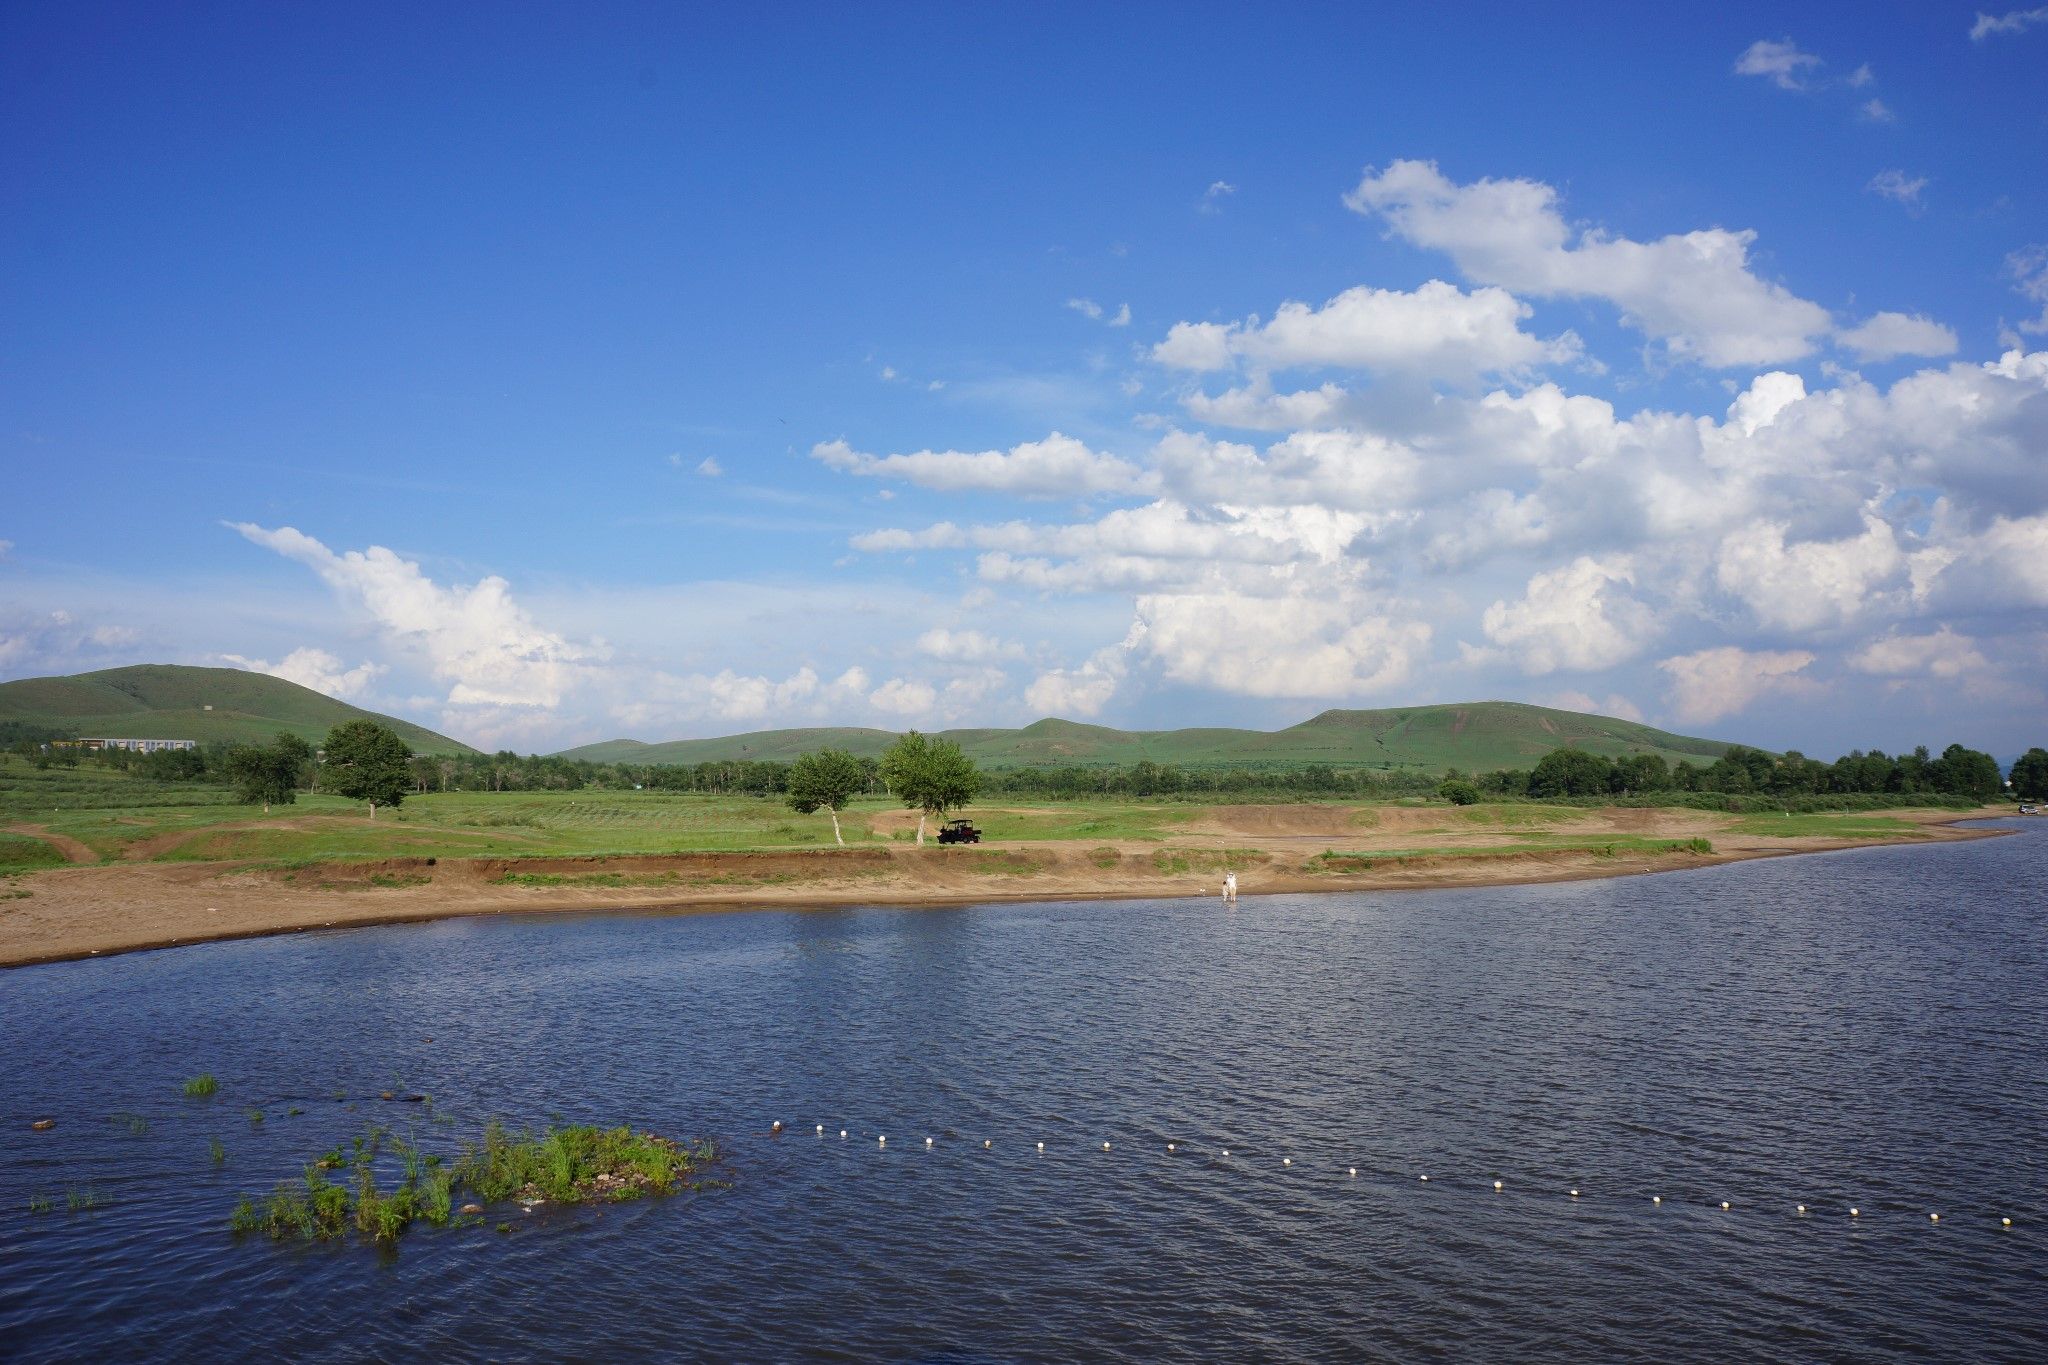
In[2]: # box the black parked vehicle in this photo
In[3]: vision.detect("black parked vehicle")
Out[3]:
[936,819,982,845]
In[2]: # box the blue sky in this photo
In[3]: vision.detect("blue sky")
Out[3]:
[4,2,2046,757]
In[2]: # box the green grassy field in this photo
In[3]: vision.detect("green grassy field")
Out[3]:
[558,702,1740,771]
[0,664,473,753]
[1727,812,1924,839]
[0,754,1962,869]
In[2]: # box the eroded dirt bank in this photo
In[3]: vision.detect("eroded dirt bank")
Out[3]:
[0,807,2006,968]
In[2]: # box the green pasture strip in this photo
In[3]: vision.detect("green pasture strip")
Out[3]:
[1725,812,1925,838]
[0,831,68,872]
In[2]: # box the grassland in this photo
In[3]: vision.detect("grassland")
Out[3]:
[0,664,473,753]
[0,754,1971,870]
[0,753,2003,969]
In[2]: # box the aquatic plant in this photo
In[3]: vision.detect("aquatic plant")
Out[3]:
[28,1194,53,1214]
[228,1121,711,1246]
[452,1122,706,1203]
[113,1113,149,1135]
[246,1109,264,1125]
[66,1187,105,1212]
[209,1137,227,1166]
[183,1073,219,1098]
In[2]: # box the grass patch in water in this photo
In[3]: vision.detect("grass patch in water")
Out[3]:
[28,1194,53,1213]
[453,1122,710,1203]
[230,1122,714,1245]
[67,1187,106,1212]
[183,1073,219,1098]
[209,1137,227,1166]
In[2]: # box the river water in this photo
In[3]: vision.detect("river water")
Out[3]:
[3,821,2044,1361]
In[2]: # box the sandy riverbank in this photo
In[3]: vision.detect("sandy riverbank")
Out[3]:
[0,805,2008,968]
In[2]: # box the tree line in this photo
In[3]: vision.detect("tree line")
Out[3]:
[1489,742,2016,802]
[13,726,2048,807]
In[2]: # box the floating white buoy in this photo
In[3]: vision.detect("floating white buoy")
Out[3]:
[1850,1207,1860,1217]
[925,1137,933,1148]
[1167,1143,1176,1152]
[1102,1141,1111,1151]
[771,1120,783,1133]
[1797,1204,1806,1214]
[1419,1174,1428,1182]
[879,1135,886,1146]
[1037,1141,1044,1152]
[815,1124,823,1135]
[1653,1196,1662,1205]
[1222,1149,1230,1157]
[1929,1212,1940,1222]
[1570,1189,1580,1198]
[2002,1216,2012,1227]
[983,1139,991,1149]
[1721,1201,1730,1211]
[1493,1180,1503,1191]
[839,1129,847,1139]
[1283,1157,1292,1167]
[1348,1167,1357,1178]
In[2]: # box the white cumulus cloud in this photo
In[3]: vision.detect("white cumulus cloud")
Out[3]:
[1481,555,1658,674]
[1345,159,1834,367]
[1153,280,1578,382]
[1837,312,1958,360]
[1659,646,1819,724]
[1971,6,2048,41]
[813,433,1154,499]
[1847,627,1989,679]
[1734,38,1823,90]
[221,647,387,702]
[230,523,603,710]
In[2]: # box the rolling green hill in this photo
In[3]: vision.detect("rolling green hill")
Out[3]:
[558,703,1739,773]
[0,665,476,755]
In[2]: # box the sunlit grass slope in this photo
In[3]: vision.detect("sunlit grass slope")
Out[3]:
[0,665,474,754]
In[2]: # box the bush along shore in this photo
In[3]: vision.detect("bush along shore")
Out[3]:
[229,1121,718,1245]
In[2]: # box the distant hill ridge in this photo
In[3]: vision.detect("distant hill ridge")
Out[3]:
[558,702,1739,772]
[0,665,475,755]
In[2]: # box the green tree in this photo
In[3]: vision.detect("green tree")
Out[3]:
[321,720,412,818]
[786,748,867,845]
[2011,747,2048,801]
[223,733,306,812]
[1436,778,1479,806]
[273,732,313,791]
[878,730,982,845]
[1527,747,1612,799]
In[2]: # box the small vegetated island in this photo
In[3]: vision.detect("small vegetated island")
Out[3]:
[230,1120,717,1244]
[0,667,2036,966]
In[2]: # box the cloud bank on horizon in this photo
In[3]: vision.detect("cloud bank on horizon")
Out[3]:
[2,13,2044,756]
[220,157,2048,750]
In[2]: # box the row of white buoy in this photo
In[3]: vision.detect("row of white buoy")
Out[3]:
[784,1123,2021,1230]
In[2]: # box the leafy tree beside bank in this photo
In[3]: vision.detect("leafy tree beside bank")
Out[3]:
[879,731,981,845]
[322,721,412,818]
[2007,747,2048,801]
[224,732,312,811]
[786,748,866,845]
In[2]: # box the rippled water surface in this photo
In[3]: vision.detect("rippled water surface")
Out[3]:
[4,822,2045,1361]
